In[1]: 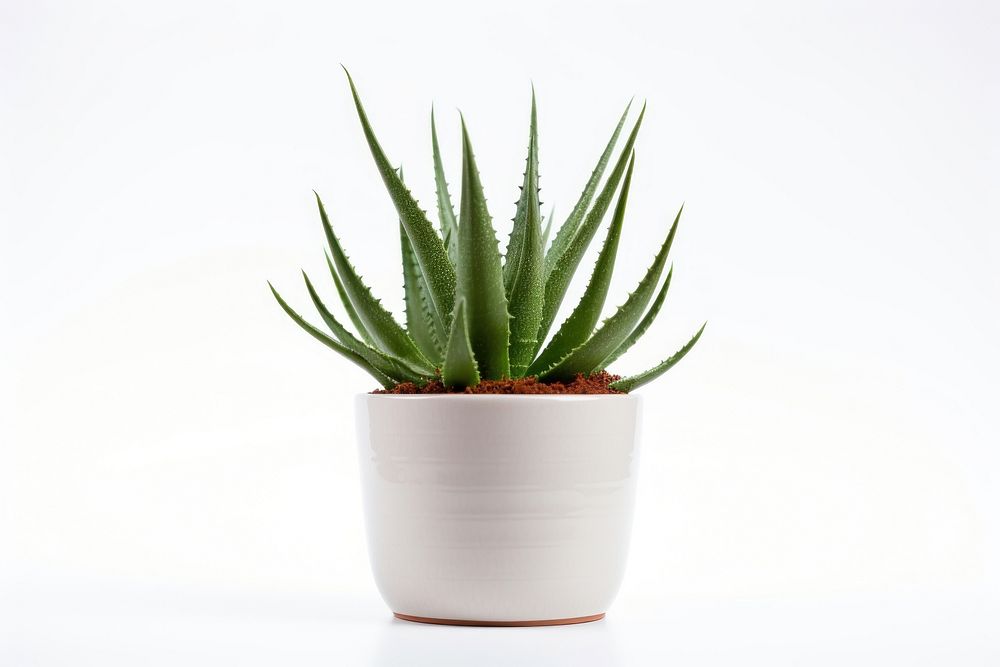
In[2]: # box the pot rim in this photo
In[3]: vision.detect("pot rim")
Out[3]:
[358,393,640,402]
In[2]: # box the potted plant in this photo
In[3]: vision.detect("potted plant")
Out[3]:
[270,70,705,626]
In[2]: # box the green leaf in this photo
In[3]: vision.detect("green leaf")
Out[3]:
[544,100,632,277]
[456,117,510,379]
[609,322,706,392]
[442,299,480,389]
[400,222,445,361]
[315,193,435,374]
[302,271,428,383]
[505,217,545,378]
[535,104,646,350]
[324,250,374,347]
[541,205,555,254]
[601,265,672,368]
[527,152,635,377]
[397,164,445,362]
[431,107,460,266]
[343,68,456,326]
[269,282,395,389]
[504,91,545,377]
[540,205,681,381]
[503,88,539,293]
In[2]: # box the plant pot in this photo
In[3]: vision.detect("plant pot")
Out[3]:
[354,394,642,626]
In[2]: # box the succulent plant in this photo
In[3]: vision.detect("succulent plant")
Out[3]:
[269,70,705,392]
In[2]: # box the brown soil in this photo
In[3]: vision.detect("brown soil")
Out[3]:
[373,371,624,395]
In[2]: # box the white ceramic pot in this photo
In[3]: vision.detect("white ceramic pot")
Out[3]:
[354,394,642,626]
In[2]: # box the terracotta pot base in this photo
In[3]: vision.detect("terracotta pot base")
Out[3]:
[392,612,606,627]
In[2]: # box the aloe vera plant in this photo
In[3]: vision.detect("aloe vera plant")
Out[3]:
[270,70,705,391]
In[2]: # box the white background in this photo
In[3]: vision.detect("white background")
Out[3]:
[2,0,999,664]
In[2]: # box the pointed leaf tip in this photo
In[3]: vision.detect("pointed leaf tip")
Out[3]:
[608,322,706,392]
[302,270,428,383]
[346,74,456,325]
[540,198,675,382]
[269,280,396,389]
[456,119,510,379]
[537,106,646,348]
[528,151,635,376]
[442,299,481,388]
[317,193,434,372]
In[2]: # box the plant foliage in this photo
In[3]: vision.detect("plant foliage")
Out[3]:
[270,71,705,391]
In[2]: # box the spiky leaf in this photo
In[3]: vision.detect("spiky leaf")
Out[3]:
[503,88,540,293]
[396,165,445,361]
[431,108,460,266]
[535,105,646,349]
[541,206,555,253]
[527,153,635,376]
[544,100,632,276]
[315,193,434,373]
[540,205,680,381]
[269,282,394,388]
[504,93,545,377]
[343,68,456,326]
[324,250,374,347]
[609,323,706,392]
[456,118,510,379]
[400,222,445,361]
[442,299,480,388]
[302,271,428,383]
[602,265,672,368]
